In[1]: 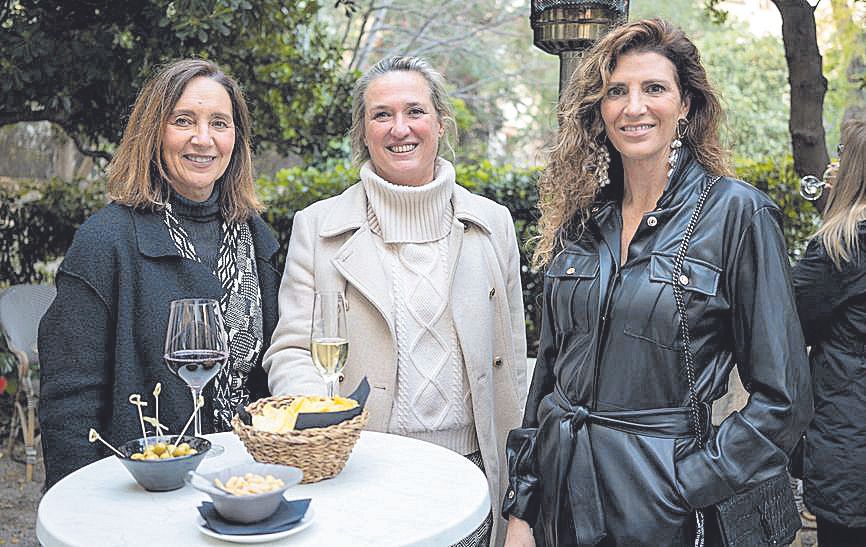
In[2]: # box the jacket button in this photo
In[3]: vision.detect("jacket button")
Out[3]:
[339,373,345,383]
[646,216,658,227]
[508,489,515,499]
[566,267,575,275]
[679,274,689,286]
[494,358,503,368]
[489,287,496,298]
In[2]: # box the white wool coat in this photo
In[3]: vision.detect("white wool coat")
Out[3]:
[263,181,528,546]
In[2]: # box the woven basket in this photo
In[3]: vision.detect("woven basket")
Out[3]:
[231,396,369,484]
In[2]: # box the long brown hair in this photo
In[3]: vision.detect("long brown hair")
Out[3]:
[107,59,261,222]
[814,119,866,269]
[533,18,732,268]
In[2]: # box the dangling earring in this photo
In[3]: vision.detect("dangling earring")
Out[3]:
[668,117,688,177]
[595,141,611,188]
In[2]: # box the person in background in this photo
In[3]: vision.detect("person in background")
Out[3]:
[793,118,866,547]
[263,56,527,546]
[502,19,811,546]
[38,59,280,488]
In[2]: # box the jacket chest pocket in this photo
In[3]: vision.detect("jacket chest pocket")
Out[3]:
[546,251,599,335]
[623,253,720,349]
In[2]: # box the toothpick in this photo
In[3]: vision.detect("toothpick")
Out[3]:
[174,395,204,447]
[88,428,124,458]
[152,383,167,437]
[128,394,149,448]
[143,416,169,436]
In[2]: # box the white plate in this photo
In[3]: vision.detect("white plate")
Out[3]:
[196,506,315,544]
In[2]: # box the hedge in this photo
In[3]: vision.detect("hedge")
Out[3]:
[0,157,819,356]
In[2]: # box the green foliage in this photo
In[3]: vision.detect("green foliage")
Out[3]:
[0,178,107,284]
[821,0,866,151]
[0,0,354,161]
[735,156,820,260]
[701,32,791,160]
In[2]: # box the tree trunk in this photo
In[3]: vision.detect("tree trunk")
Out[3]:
[770,0,829,183]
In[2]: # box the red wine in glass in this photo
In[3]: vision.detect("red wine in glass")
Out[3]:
[163,298,228,455]
[164,349,228,389]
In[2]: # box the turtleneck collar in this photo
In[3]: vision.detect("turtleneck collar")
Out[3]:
[169,180,222,222]
[361,157,456,244]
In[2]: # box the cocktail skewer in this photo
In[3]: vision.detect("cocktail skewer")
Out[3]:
[153,383,162,434]
[128,394,149,448]
[142,417,168,435]
[88,428,124,458]
[173,395,204,448]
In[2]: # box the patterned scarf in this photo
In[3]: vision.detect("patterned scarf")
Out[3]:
[163,203,264,430]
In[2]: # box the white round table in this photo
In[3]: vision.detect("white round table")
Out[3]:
[37,431,490,546]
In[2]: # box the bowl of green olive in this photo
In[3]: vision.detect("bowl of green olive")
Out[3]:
[116,435,211,491]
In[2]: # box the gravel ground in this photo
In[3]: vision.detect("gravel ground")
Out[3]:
[0,394,41,547]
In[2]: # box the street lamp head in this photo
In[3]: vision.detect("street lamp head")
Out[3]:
[530,0,629,55]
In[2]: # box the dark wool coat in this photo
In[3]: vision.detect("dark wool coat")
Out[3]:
[503,148,813,546]
[38,203,280,488]
[793,227,866,528]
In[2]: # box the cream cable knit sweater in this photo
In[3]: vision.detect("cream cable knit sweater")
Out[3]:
[360,159,479,455]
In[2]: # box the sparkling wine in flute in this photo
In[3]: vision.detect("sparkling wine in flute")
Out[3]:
[164,349,228,390]
[310,291,348,397]
[311,338,348,378]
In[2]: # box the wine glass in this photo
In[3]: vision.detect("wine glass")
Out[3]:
[164,298,228,454]
[310,291,348,397]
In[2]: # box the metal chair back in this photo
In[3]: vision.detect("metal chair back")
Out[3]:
[0,283,57,366]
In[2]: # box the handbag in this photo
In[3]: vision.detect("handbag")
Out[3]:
[671,175,801,547]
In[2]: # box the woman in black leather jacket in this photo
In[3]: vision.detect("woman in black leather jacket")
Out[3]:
[793,119,866,547]
[502,19,812,547]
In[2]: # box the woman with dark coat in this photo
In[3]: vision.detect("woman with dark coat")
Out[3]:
[38,59,280,488]
[502,19,812,547]
[793,119,866,547]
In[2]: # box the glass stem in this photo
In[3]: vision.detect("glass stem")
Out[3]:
[190,386,202,437]
[326,376,337,398]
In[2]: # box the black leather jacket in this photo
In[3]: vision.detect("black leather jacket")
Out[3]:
[503,149,813,546]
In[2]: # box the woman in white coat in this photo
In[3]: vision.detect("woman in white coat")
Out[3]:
[263,56,528,546]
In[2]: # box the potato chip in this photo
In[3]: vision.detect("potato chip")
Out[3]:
[250,396,358,433]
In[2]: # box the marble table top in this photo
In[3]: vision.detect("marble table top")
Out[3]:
[37,431,490,546]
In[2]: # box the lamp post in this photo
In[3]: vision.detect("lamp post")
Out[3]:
[530,1,630,96]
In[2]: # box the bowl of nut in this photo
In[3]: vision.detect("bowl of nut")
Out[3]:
[116,435,211,491]
[186,462,304,523]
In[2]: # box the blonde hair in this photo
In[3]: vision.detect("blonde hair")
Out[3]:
[349,56,457,166]
[814,119,866,269]
[533,18,732,269]
[107,59,262,223]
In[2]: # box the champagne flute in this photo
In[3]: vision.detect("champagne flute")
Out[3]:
[163,298,228,455]
[310,291,348,397]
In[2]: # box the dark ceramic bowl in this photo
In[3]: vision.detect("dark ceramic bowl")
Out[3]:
[116,435,211,491]
[186,462,303,523]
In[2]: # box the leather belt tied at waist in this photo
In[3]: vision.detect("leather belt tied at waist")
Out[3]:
[537,388,706,547]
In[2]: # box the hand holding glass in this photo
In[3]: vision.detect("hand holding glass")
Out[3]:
[163,299,228,447]
[310,292,348,397]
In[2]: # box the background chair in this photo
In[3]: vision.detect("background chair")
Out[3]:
[0,283,56,481]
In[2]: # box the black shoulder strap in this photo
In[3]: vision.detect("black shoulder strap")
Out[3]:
[671,175,722,447]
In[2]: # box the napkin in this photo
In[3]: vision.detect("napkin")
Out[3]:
[296,377,370,430]
[198,498,311,535]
